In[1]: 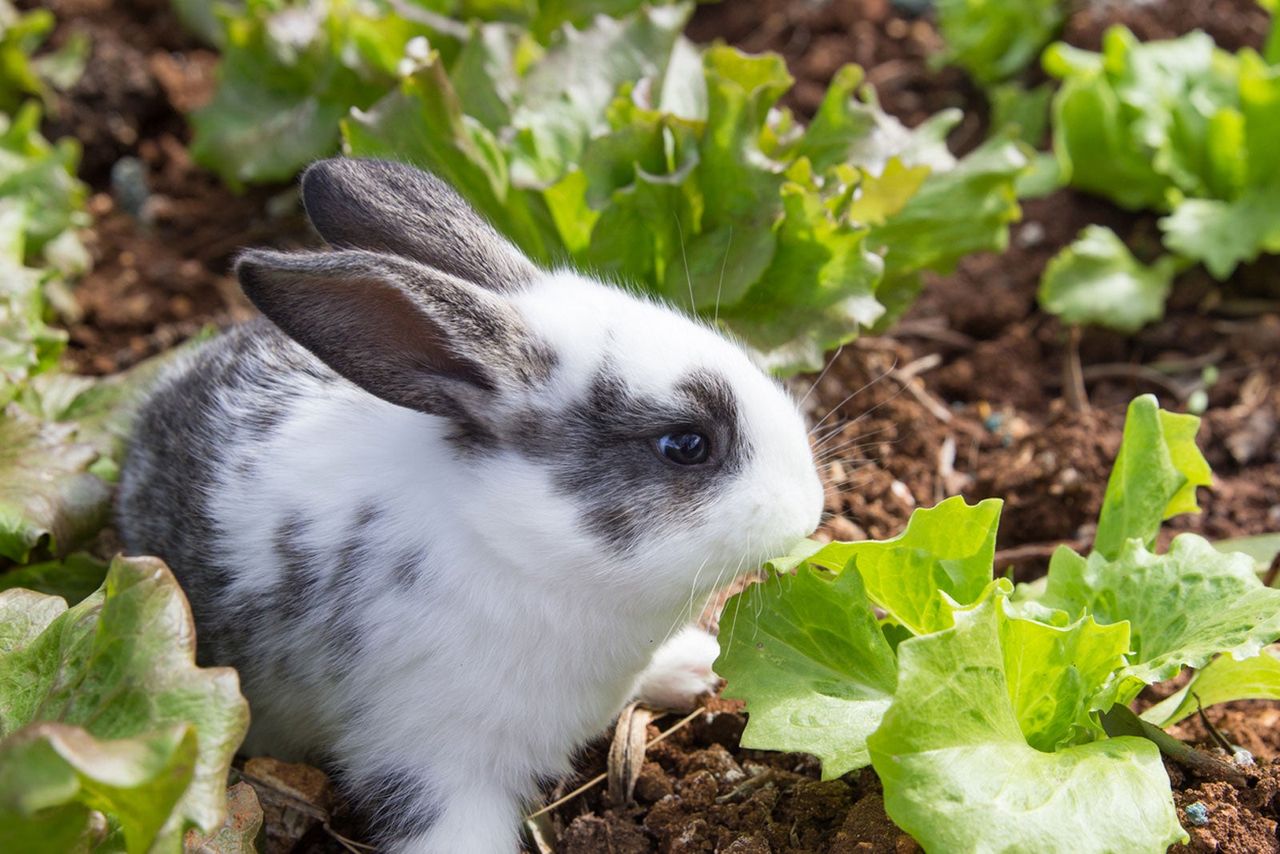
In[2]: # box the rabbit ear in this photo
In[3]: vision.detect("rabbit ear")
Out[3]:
[300,158,537,293]
[236,249,549,416]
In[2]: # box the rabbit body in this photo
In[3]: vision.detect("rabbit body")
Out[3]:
[117,159,822,852]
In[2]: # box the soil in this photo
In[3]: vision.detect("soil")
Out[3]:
[27,0,1280,850]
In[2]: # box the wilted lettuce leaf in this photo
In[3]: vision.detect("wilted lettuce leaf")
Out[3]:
[345,9,1026,370]
[867,596,1187,854]
[1046,26,1280,278]
[0,556,250,853]
[1142,647,1280,727]
[1038,225,1181,332]
[1041,535,1280,705]
[935,0,1065,85]
[1093,394,1211,559]
[717,564,896,778]
[804,496,1003,635]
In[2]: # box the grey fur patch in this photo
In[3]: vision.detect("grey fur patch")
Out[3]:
[511,364,748,551]
[350,767,443,842]
[302,157,537,292]
[116,318,329,665]
[390,548,426,591]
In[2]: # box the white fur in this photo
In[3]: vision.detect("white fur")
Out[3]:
[201,270,822,852]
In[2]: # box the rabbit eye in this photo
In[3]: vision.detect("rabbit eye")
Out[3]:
[655,432,711,466]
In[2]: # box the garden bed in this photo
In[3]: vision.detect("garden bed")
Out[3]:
[21,0,1280,851]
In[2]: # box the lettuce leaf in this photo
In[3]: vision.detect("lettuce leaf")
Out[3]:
[716,563,896,779]
[1041,535,1280,705]
[1038,226,1181,333]
[1142,647,1280,727]
[804,496,1003,635]
[867,596,1186,854]
[935,0,1065,85]
[1093,394,1211,559]
[0,556,249,852]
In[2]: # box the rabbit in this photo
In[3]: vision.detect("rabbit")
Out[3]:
[117,157,824,853]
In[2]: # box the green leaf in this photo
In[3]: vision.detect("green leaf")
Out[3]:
[1159,184,1280,280]
[0,0,54,110]
[0,102,88,259]
[1213,532,1280,576]
[1041,534,1280,704]
[806,496,1003,635]
[935,0,1065,85]
[1001,608,1130,751]
[1094,394,1211,559]
[0,347,184,563]
[0,552,108,605]
[191,0,437,187]
[0,556,249,851]
[0,722,198,854]
[1142,648,1280,728]
[0,405,112,562]
[716,563,897,779]
[869,136,1027,286]
[1038,225,1180,333]
[867,596,1187,854]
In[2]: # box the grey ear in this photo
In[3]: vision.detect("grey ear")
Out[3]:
[236,249,547,416]
[300,158,537,292]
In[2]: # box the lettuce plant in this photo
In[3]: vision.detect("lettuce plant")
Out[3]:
[343,5,1026,369]
[0,556,249,852]
[1046,26,1280,280]
[717,394,1280,852]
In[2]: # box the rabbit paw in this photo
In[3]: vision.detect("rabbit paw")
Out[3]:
[633,625,722,712]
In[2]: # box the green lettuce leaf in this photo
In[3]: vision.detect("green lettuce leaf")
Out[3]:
[1213,532,1280,576]
[1038,225,1181,332]
[0,0,53,110]
[805,496,1003,635]
[867,596,1187,854]
[190,0,439,187]
[935,0,1065,85]
[0,346,186,562]
[1041,534,1280,705]
[0,552,107,605]
[1141,647,1280,727]
[0,556,250,852]
[1093,394,1211,559]
[0,102,88,260]
[1000,606,1130,751]
[716,563,897,779]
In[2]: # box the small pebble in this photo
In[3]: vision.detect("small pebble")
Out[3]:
[110,157,151,222]
[1232,748,1255,767]
[1185,801,1210,826]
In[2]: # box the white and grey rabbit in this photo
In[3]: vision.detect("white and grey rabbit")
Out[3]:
[117,158,823,852]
